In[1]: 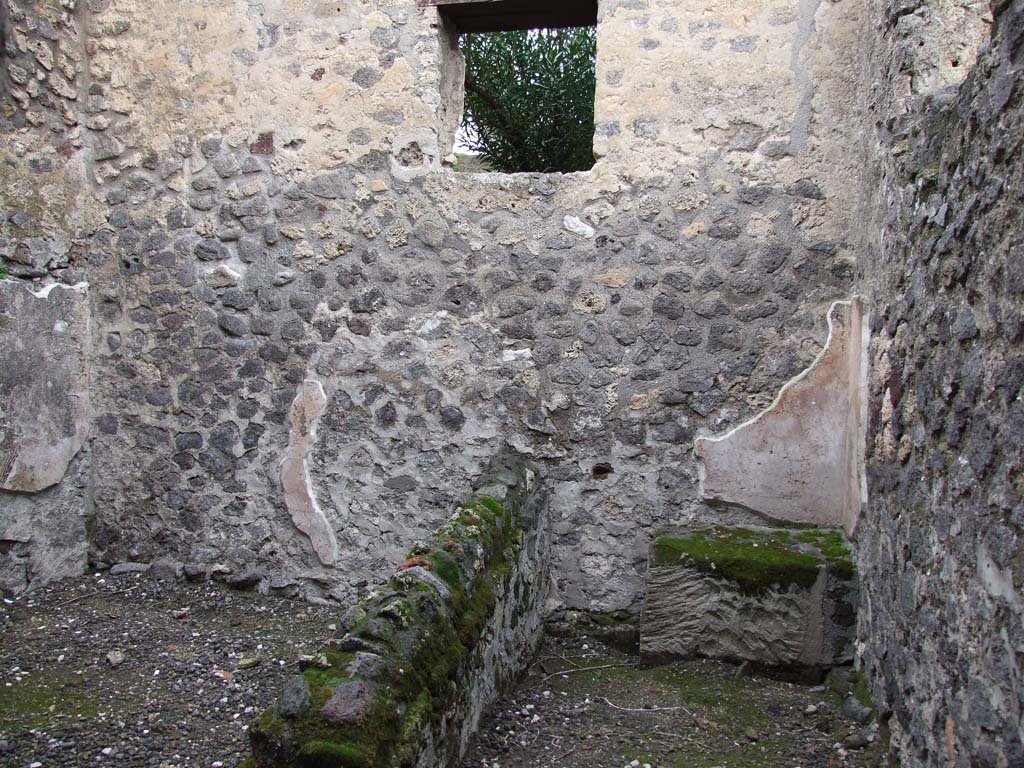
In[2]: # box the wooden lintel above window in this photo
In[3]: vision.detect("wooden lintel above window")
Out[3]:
[418,0,598,33]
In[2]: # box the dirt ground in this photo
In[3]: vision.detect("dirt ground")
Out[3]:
[462,635,885,768]
[1,575,883,768]
[0,574,338,767]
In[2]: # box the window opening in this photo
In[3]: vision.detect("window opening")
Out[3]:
[427,1,599,174]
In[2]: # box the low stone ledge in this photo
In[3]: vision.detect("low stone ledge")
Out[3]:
[641,525,857,677]
[249,451,549,768]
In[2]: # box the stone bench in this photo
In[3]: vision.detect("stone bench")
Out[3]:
[641,525,857,678]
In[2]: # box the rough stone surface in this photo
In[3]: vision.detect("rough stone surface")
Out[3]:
[696,299,868,533]
[0,447,91,595]
[641,525,857,672]
[855,0,1024,765]
[0,280,92,594]
[0,2,1020,764]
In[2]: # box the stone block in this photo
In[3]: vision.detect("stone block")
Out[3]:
[641,525,857,673]
[320,680,375,724]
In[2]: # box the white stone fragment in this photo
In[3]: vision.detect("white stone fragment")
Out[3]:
[205,264,242,288]
[502,348,533,363]
[416,311,448,336]
[563,215,595,239]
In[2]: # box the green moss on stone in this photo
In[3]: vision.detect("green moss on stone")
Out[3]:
[426,549,464,592]
[395,689,433,763]
[457,575,496,647]
[324,649,356,670]
[850,670,874,710]
[653,527,823,595]
[297,740,370,768]
[472,494,504,517]
[302,666,345,691]
[794,529,855,579]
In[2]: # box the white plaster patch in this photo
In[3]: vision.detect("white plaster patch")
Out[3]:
[390,128,439,182]
[281,380,338,566]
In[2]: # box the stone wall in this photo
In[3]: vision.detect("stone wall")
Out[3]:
[250,451,549,768]
[857,0,1023,764]
[0,0,874,606]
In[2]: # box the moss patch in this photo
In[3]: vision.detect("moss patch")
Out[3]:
[850,670,875,710]
[297,740,370,768]
[580,611,641,655]
[794,529,855,579]
[653,527,826,595]
[0,670,102,730]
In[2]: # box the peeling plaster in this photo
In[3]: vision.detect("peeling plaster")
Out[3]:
[696,299,867,533]
[0,280,92,493]
[281,379,338,566]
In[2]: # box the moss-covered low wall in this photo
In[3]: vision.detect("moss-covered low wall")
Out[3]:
[249,451,548,768]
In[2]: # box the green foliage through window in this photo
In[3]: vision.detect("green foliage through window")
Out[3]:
[459,27,597,174]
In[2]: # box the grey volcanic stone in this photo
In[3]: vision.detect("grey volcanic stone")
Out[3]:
[111,562,151,575]
[279,676,311,718]
[439,406,466,431]
[350,287,386,313]
[149,559,184,581]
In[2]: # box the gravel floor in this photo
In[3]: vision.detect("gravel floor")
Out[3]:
[0,574,339,768]
[462,635,885,768]
[2,576,883,768]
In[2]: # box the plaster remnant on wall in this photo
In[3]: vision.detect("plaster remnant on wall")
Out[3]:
[696,299,868,533]
[0,280,92,493]
[281,379,338,566]
[390,128,439,181]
